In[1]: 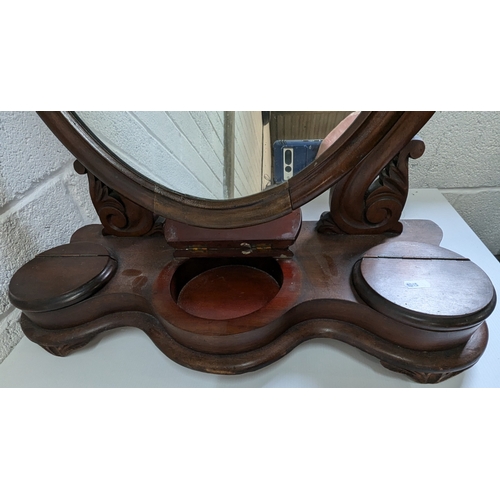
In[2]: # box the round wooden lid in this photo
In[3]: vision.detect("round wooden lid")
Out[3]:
[352,241,496,330]
[9,242,117,312]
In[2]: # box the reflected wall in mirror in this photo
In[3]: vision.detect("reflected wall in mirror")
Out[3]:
[75,111,354,200]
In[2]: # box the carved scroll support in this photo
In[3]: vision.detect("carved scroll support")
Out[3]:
[317,136,425,235]
[74,160,162,237]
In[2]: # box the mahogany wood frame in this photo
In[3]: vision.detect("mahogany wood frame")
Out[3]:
[37,111,434,229]
[8,111,497,384]
[12,220,495,384]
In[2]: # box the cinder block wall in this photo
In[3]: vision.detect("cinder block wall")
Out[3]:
[410,111,500,255]
[1,111,499,362]
[0,112,97,361]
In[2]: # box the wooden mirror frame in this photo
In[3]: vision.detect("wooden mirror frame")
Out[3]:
[38,111,434,229]
[9,110,498,384]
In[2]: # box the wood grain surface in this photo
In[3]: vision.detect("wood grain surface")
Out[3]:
[10,220,494,383]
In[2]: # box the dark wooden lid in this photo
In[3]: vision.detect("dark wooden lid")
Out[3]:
[9,242,117,312]
[164,209,302,257]
[352,241,496,330]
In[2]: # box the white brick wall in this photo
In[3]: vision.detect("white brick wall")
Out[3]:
[77,111,224,198]
[1,111,499,362]
[410,111,500,255]
[76,111,266,199]
[0,112,97,362]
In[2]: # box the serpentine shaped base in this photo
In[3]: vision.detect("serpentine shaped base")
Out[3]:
[11,220,493,384]
[19,313,488,383]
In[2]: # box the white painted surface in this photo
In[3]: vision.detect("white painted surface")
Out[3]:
[234,111,263,197]
[0,190,499,387]
[77,111,224,199]
[76,111,267,199]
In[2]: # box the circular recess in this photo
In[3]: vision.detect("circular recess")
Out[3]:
[177,264,281,320]
[152,256,301,355]
[352,241,496,330]
[9,242,117,312]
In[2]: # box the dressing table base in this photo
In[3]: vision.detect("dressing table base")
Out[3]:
[11,219,492,384]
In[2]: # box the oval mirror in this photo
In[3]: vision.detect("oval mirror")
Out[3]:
[73,111,358,200]
[38,111,434,229]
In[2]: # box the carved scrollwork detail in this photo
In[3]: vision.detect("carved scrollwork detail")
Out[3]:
[41,339,94,357]
[380,361,464,384]
[316,211,341,235]
[317,136,425,235]
[74,161,162,237]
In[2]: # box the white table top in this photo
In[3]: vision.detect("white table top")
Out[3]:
[1,189,499,387]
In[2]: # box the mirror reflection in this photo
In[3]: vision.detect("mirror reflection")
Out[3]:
[75,111,356,200]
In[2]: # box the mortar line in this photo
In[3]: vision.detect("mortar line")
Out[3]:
[0,160,75,219]
[0,305,20,324]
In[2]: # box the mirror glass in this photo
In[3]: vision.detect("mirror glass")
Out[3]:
[75,111,357,200]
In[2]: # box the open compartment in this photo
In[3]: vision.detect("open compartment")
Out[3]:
[170,257,284,321]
